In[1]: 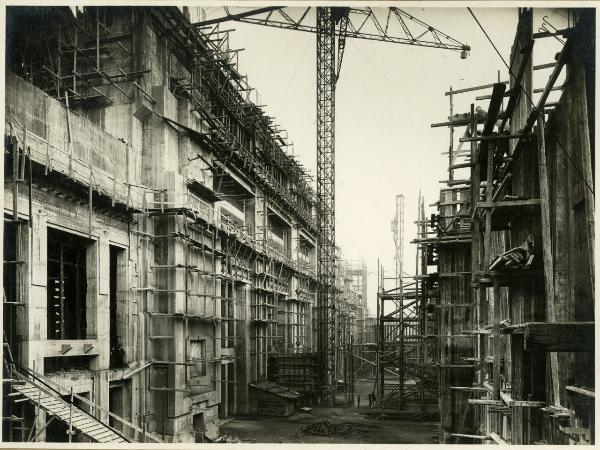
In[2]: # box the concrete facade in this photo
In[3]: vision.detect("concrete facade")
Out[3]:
[2,6,339,443]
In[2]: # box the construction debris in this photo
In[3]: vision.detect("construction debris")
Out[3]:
[301,420,368,436]
[489,236,535,271]
[214,434,241,443]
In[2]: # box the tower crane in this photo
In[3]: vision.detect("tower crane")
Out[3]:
[194,6,470,404]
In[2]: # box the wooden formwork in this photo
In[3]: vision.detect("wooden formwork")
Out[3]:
[428,8,595,444]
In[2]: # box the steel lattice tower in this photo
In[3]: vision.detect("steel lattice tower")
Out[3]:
[392,194,405,292]
[316,7,337,404]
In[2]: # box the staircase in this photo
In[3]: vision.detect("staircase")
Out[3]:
[7,365,130,443]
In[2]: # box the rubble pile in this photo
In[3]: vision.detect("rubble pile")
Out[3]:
[301,420,368,436]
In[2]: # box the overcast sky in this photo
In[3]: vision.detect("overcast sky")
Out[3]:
[202,6,569,313]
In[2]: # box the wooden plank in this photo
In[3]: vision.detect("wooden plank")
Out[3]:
[478,83,507,188]
[450,433,491,440]
[431,116,486,128]
[533,62,557,70]
[444,81,508,96]
[470,103,487,390]
[523,322,594,352]
[468,399,502,405]
[477,199,541,208]
[566,386,594,398]
[483,109,495,278]
[492,277,501,399]
[510,333,526,444]
[460,133,522,142]
[498,41,534,132]
[90,429,116,439]
[13,381,125,443]
[76,421,108,433]
[573,58,595,296]
[500,390,544,407]
[489,431,508,444]
[450,386,487,392]
[535,115,561,407]
[508,25,576,167]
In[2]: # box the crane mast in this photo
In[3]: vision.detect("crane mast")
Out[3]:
[316,7,338,403]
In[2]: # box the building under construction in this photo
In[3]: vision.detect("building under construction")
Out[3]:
[375,7,594,445]
[2,5,595,446]
[2,6,369,443]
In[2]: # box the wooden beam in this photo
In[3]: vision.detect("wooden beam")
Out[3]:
[431,116,486,128]
[448,162,473,170]
[573,57,595,296]
[468,399,502,405]
[536,115,561,407]
[460,133,522,142]
[566,386,594,398]
[500,390,545,407]
[489,432,508,444]
[534,62,557,71]
[526,323,594,352]
[450,386,487,392]
[450,433,491,440]
[499,41,534,132]
[477,199,541,208]
[444,81,508,96]
[492,277,501,399]
[502,322,594,352]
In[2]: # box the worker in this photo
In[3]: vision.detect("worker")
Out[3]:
[368,393,372,407]
[357,395,360,407]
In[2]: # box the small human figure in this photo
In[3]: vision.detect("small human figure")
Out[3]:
[357,395,361,407]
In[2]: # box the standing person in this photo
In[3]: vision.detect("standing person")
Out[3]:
[357,395,361,407]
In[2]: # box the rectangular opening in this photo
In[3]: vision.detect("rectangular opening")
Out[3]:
[47,228,89,340]
[109,384,124,432]
[227,362,235,414]
[110,245,126,368]
[72,391,90,414]
[192,412,205,443]
[189,339,207,377]
[221,282,235,349]
[267,210,291,257]
[44,356,92,373]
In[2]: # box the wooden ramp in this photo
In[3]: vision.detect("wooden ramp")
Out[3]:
[11,376,130,443]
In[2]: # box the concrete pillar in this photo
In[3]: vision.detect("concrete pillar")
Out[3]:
[89,236,110,370]
[22,213,45,371]
[235,284,251,414]
[221,363,228,417]
[171,214,187,418]
[22,214,46,440]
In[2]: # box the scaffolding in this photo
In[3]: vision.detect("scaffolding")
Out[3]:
[4,5,322,442]
[424,8,594,444]
[7,7,148,109]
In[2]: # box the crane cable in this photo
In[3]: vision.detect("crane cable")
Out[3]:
[467,7,594,196]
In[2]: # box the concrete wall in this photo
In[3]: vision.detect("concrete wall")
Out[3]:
[4,6,319,444]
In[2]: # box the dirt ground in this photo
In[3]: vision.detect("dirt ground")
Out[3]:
[220,379,439,444]
[220,406,438,444]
